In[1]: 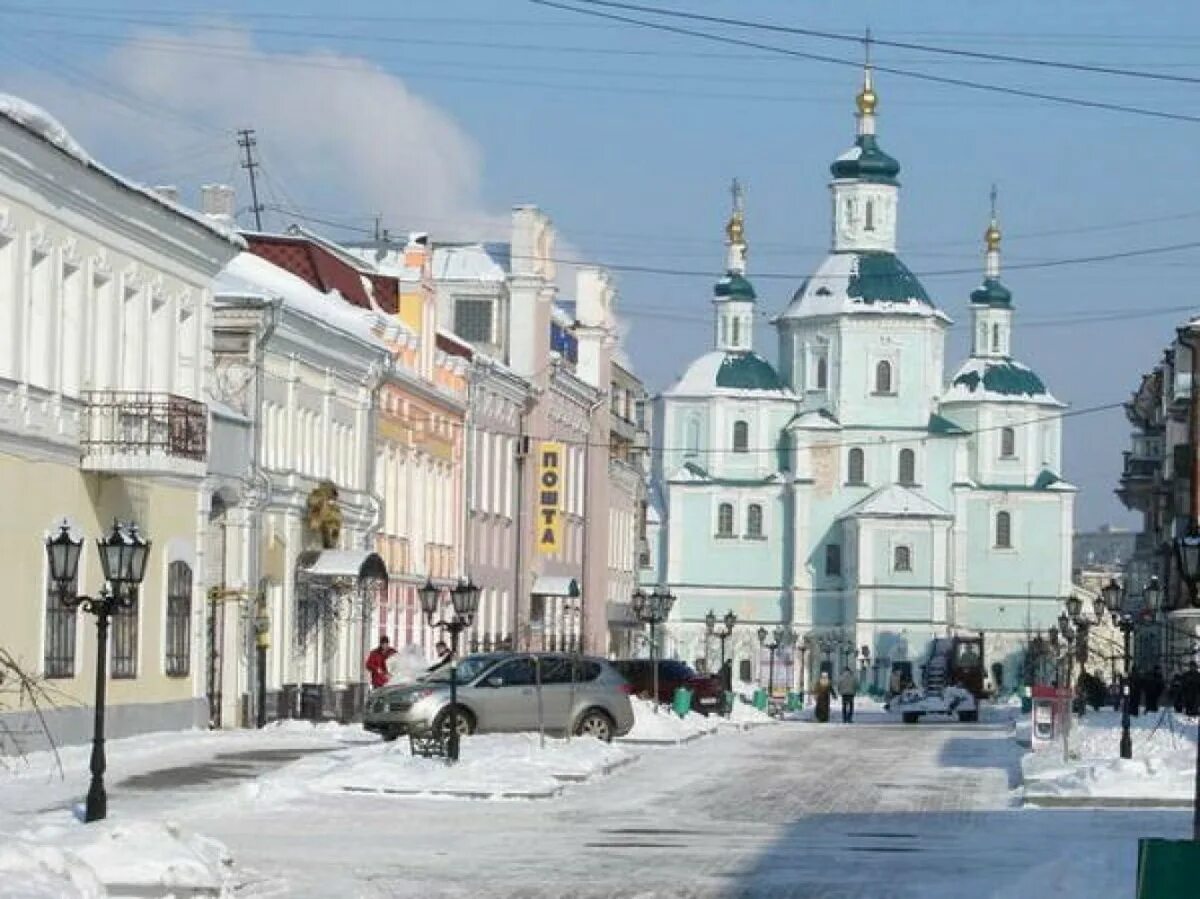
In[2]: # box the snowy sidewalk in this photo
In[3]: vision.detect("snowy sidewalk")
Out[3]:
[1021,708,1198,807]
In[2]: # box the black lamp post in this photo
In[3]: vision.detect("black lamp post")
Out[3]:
[704,608,737,691]
[253,589,270,729]
[418,576,480,761]
[1173,530,1200,841]
[1097,577,1135,760]
[45,520,151,823]
[632,586,675,710]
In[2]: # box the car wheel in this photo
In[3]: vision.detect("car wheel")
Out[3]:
[575,709,615,742]
[380,727,402,742]
[902,712,920,725]
[432,707,475,737]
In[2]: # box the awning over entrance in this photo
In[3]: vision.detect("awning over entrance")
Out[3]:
[295,550,388,581]
[531,575,580,597]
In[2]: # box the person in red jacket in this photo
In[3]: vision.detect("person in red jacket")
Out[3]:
[365,635,396,689]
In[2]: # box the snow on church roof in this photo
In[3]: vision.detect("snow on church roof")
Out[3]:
[776,251,949,322]
[941,357,1064,406]
[0,94,245,248]
[665,350,794,399]
[839,484,953,520]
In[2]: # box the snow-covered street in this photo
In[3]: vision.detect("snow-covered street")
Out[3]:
[4,715,1192,898]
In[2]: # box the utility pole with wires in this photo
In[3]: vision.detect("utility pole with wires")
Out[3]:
[236,128,264,231]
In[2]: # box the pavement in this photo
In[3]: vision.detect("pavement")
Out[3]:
[172,719,1188,898]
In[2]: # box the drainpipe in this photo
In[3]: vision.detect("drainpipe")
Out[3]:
[579,394,606,655]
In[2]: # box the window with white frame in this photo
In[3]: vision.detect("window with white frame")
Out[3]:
[898,448,916,485]
[847,447,866,485]
[874,360,893,394]
[454,298,493,343]
[746,503,764,538]
[716,503,735,537]
[996,511,1013,549]
[893,545,912,572]
[825,544,842,576]
[43,561,77,678]
[733,420,749,453]
[1000,426,1016,458]
[165,560,191,677]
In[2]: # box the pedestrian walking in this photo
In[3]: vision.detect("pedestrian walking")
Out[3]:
[813,671,833,723]
[837,667,859,723]
[1145,666,1165,713]
[365,635,397,689]
[1181,662,1200,716]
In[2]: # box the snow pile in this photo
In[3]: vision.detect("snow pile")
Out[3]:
[0,94,90,163]
[247,733,633,799]
[618,698,719,743]
[1022,709,1198,801]
[386,645,433,686]
[726,699,774,725]
[0,839,103,898]
[0,821,233,897]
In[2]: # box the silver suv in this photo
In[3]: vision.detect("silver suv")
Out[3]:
[363,653,635,742]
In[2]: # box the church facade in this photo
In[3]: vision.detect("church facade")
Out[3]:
[650,69,1075,694]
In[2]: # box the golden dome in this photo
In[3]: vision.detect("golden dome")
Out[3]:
[985,218,1001,252]
[856,67,877,116]
[726,212,744,244]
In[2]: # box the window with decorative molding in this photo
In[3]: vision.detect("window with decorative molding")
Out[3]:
[898,448,916,486]
[1000,427,1016,458]
[875,360,893,394]
[716,503,734,537]
[111,591,139,679]
[996,511,1012,549]
[733,420,749,453]
[847,447,865,485]
[746,504,764,538]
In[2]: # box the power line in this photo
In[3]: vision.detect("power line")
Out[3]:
[560,0,1200,86]
[529,0,1200,125]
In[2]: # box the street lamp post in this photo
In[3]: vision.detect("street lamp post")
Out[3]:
[45,521,151,823]
[632,586,676,711]
[1097,577,1135,760]
[253,590,270,729]
[418,576,480,762]
[756,627,775,697]
[1173,530,1200,841]
[704,608,737,692]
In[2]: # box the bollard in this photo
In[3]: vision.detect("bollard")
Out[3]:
[753,689,768,711]
[672,687,692,717]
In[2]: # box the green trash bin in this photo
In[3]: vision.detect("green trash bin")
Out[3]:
[723,690,735,716]
[1137,839,1200,898]
[1020,685,1033,714]
[786,691,801,712]
[753,689,768,711]
[672,687,692,718]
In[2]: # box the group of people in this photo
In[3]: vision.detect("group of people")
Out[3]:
[365,636,452,689]
[1075,661,1200,717]
[810,668,860,723]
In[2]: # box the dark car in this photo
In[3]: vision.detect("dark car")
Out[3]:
[611,659,727,715]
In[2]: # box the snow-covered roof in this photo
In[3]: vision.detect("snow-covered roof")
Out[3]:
[776,251,949,323]
[941,357,1064,407]
[840,484,952,520]
[432,243,510,282]
[0,94,244,249]
[664,350,794,399]
[214,252,386,347]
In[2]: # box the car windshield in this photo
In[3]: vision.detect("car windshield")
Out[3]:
[423,656,498,684]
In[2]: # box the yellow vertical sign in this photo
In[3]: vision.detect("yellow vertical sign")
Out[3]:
[536,441,563,555]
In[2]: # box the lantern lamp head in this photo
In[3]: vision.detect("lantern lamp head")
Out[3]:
[418,579,441,621]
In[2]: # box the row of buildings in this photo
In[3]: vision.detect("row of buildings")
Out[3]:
[0,96,650,748]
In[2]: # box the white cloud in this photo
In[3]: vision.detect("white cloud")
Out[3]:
[4,26,507,239]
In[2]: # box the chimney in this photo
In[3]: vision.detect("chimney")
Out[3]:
[201,184,236,226]
[152,185,179,204]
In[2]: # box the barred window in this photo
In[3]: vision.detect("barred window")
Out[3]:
[296,582,322,644]
[746,504,764,538]
[165,561,192,677]
[717,503,734,537]
[111,591,139,679]
[454,298,493,343]
[996,511,1013,549]
[43,571,77,678]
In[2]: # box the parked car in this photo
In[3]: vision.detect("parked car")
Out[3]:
[610,659,727,714]
[363,652,635,742]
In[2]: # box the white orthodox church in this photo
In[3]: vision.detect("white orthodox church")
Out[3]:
[649,67,1076,694]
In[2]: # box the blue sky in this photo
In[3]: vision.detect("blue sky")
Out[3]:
[4,0,1200,530]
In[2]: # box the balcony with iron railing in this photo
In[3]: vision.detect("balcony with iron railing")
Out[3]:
[80,390,207,477]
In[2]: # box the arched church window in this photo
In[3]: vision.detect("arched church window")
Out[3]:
[1000,427,1016,458]
[731,317,741,348]
[717,503,735,537]
[685,417,701,458]
[847,448,865,485]
[893,545,912,572]
[865,200,875,231]
[746,504,763,538]
[733,420,749,453]
[875,360,893,394]
[898,448,916,485]
[996,511,1012,549]
[992,323,1001,353]
[816,355,828,389]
